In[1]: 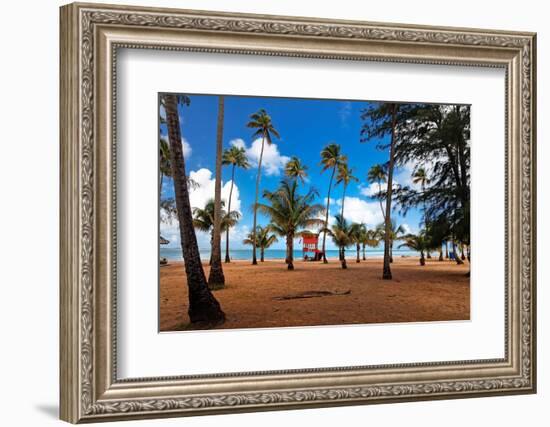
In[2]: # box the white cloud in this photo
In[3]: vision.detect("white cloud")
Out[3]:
[336,196,385,228]
[181,137,192,159]
[339,101,352,126]
[160,167,243,249]
[230,138,246,149]
[234,137,289,176]
[359,182,381,197]
[188,168,241,213]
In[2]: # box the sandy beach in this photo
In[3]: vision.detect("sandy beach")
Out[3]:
[159,257,470,331]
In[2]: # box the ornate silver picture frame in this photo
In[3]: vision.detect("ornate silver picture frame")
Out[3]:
[60,2,536,423]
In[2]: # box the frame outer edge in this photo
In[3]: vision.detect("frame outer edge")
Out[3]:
[60,3,81,424]
[59,2,537,422]
[529,33,537,393]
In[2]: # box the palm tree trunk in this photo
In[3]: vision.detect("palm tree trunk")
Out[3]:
[452,239,464,265]
[340,183,347,220]
[423,188,431,259]
[287,234,294,270]
[159,172,164,197]
[340,246,347,269]
[382,104,398,280]
[224,164,236,263]
[362,243,366,260]
[390,240,394,263]
[209,234,213,266]
[445,241,449,259]
[377,180,386,220]
[438,247,443,261]
[208,96,225,288]
[252,135,266,265]
[356,243,360,263]
[460,244,466,260]
[261,247,265,262]
[420,250,425,266]
[163,94,224,325]
[321,166,336,264]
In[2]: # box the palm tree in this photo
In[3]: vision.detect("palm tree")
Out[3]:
[256,179,325,270]
[349,223,364,263]
[357,225,379,261]
[247,109,281,265]
[399,233,428,266]
[208,95,226,288]
[361,102,400,279]
[320,143,346,264]
[221,145,250,263]
[367,164,387,220]
[336,162,359,224]
[243,225,278,262]
[377,221,406,263]
[161,93,224,325]
[284,156,308,182]
[325,214,353,269]
[412,167,432,259]
[192,199,240,270]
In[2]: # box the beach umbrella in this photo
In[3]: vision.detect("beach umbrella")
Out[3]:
[159,235,169,245]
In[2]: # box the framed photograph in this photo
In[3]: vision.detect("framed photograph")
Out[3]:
[60,2,537,423]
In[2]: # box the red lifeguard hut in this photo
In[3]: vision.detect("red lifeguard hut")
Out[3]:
[301,232,323,261]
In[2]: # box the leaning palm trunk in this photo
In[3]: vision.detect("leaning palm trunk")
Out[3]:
[321,167,336,264]
[224,164,236,263]
[163,94,224,325]
[420,250,426,266]
[208,96,225,287]
[252,136,266,265]
[356,243,361,263]
[382,105,397,280]
[452,239,464,265]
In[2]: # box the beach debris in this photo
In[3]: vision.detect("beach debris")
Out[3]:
[273,289,351,301]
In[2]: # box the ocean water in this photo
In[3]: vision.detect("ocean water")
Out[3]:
[160,247,419,261]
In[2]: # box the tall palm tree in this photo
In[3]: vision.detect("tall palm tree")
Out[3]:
[161,93,224,325]
[336,162,359,223]
[412,167,432,259]
[399,233,428,266]
[192,199,240,268]
[361,102,400,279]
[247,109,281,265]
[256,179,325,270]
[221,145,250,263]
[243,225,278,262]
[208,96,226,288]
[325,214,352,269]
[320,143,346,264]
[367,164,387,220]
[284,156,308,182]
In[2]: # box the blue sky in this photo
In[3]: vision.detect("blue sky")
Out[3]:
[159,94,423,251]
